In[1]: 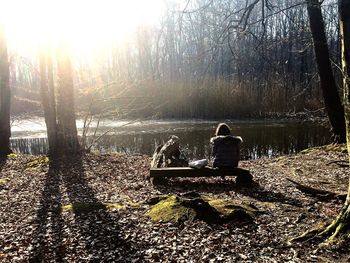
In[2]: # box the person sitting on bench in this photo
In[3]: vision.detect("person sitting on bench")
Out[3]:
[210,123,242,168]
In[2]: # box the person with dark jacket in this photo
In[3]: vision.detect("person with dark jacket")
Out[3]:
[210,123,242,168]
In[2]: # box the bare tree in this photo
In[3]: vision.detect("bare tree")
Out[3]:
[318,0,350,243]
[306,0,346,142]
[39,50,57,155]
[292,0,350,245]
[39,47,80,157]
[0,25,11,156]
[13,0,342,121]
[56,49,80,154]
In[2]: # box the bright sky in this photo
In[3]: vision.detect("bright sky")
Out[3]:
[1,0,166,56]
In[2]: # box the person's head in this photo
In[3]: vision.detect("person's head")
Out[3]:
[215,123,231,136]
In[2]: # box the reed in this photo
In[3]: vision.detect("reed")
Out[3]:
[76,74,324,119]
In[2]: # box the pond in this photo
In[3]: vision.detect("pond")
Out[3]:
[10,119,331,160]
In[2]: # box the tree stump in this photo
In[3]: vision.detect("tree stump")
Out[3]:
[145,192,259,224]
[151,135,188,168]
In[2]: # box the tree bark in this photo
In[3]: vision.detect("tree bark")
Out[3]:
[56,51,80,155]
[307,0,346,143]
[313,0,350,243]
[290,0,350,245]
[39,51,58,156]
[0,26,11,156]
[338,0,350,217]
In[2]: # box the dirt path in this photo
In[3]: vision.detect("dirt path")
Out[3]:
[0,145,349,262]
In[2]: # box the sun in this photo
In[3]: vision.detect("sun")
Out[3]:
[1,0,165,56]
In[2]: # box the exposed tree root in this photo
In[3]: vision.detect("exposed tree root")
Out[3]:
[290,200,350,246]
[286,178,347,201]
[317,204,350,246]
[289,225,326,243]
[327,160,349,167]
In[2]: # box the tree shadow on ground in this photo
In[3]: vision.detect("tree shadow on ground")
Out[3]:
[0,156,7,171]
[332,239,350,257]
[154,178,301,207]
[29,159,64,262]
[234,184,302,207]
[29,154,142,262]
[0,156,8,190]
[154,178,237,194]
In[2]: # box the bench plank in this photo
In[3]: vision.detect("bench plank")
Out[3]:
[150,166,251,178]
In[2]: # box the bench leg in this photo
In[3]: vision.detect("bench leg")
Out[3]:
[151,177,168,185]
[236,172,253,186]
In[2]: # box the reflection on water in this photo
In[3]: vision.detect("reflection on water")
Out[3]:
[10,121,330,160]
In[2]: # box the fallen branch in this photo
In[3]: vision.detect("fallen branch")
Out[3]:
[327,160,349,167]
[86,119,141,151]
[286,178,346,201]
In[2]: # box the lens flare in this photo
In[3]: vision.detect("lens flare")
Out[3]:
[1,0,165,56]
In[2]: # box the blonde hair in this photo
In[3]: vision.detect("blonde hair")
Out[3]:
[215,123,231,136]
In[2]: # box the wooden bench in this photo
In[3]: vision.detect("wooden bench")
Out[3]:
[149,166,253,184]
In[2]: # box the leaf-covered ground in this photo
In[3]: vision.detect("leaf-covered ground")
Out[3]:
[1,145,349,262]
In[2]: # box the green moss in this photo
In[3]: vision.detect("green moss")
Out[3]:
[145,195,195,222]
[0,178,9,185]
[146,194,259,223]
[62,202,125,213]
[125,201,141,208]
[25,156,49,171]
[208,199,257,218]
[7,153,17,159]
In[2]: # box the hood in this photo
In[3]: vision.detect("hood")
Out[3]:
[210,135,243,144]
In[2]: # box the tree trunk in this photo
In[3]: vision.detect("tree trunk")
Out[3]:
[39,51,58,156]
[0,25,11,156]
[56,51,80,155]
[308,0,350,244]
[307,0,346,143]
[332,0,350,233]
[291,2,350,245]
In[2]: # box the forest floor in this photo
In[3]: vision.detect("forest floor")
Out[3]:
[0,144,349,262]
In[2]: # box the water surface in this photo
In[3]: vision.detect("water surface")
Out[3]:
[10,119,331,159]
